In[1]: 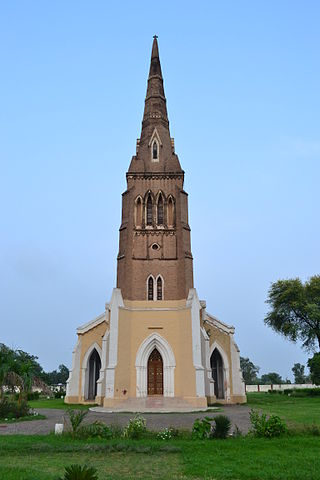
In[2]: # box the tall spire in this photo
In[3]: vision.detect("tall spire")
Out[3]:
[143,35,168,124]
[128,36,182,173]
[148,35,162,78]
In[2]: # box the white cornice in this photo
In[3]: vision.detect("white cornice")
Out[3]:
[204,312,235,335]
[77,312,107,334]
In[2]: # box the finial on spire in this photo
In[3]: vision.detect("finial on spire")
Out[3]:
[153,34,158,39]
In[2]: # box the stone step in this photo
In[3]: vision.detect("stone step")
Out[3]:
[90,396,212,413]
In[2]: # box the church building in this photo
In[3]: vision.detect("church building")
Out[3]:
[65,37,246,408]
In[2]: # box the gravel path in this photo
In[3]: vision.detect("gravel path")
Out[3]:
[0,405,251,436]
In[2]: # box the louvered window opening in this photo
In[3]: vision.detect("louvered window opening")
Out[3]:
[157,196,164,225]
[147,196,153,225]
[148,277,154,300]
[157,277,162,300]
[153,141,158,159]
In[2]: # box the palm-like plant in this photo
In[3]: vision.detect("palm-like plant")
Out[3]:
[59,464,98,480]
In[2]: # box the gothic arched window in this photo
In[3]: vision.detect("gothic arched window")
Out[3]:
[146,194,153,226]
[153,141,158,160]
[135,197,143,228]
[167,196,174,227]
[148,276,154,300]
[157,276,163,300]
[157,194,164,225]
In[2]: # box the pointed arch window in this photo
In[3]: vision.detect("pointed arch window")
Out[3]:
[146,194,153,226]
[152,141,158,160]
[167,196,174,227]
[157,276,163,300]
[135,197,143,228]
[157,194,164,225]
[148,276,154,300]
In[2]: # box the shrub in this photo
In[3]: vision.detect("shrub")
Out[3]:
[157,427,173,440]
[123,414,147,439]
[0,397,29,419]
[250,409,287,438]
[55,390,66,399]
[283,389,294,395]
[15,391,40,401]
[210,415,231,439]
[59,464,98,480]
[78,421,112,439]
[283,388,320,397]
[66,409,88,437]
[192,417,213,440]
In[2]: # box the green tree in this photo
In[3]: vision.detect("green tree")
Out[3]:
[292,363,307,384]
[45,364,69,385]
[260,372,283,385]
[308,353,320,385]
[0,344,47,400]
[240,357,260,384]
[264,275,320,352]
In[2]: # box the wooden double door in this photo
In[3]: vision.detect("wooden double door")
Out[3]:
[147,348,163,395]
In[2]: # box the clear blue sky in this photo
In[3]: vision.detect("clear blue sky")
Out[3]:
[1,1,319,380]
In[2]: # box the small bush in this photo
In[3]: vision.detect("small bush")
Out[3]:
[157,427,173,440]
[78,421,112,439]
[250,409,287,438]
[15,391,40,401]
[55,390,66,399]
[192,417,213,440]
[210,415,231,439]
[0,398,30,419]
[283,389,294,395]
[66,409,88,437]
[123,414,147,439]
[59,464,98,480]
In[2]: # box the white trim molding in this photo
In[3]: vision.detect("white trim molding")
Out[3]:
[187,288,206,398]
[104,288,124,399]
[81,342,102,400]
[135,332,176,397]
[77,312,107,335]
[66,336,82,398]
[148,128,162,163]
[209,341,231,401]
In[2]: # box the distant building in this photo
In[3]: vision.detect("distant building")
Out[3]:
[65,37,246,408]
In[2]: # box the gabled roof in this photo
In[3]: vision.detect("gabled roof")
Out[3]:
[77,311,107,334]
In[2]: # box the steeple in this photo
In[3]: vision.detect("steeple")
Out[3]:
[118,37,193,301]
[128,37,182,174]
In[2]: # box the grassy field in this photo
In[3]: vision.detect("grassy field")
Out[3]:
[247,392,320,426]
[0,433,319,480]
[1,393,320,479]
[28,398,95,410]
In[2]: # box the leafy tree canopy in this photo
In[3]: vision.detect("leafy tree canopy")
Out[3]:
[264,275,320,352]
[308,353,320,385]
[292,363,308,384]
[260,372,284,385]
[240,357,260,384]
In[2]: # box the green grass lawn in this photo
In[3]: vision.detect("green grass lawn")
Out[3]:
[1,394,320,479]
[0,434,319,480]
[0,413,46,424]
[247,392,320,427]
[28,397,95,410]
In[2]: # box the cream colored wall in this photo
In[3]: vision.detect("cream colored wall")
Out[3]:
[78,322,107,399]
[113,299,197,401]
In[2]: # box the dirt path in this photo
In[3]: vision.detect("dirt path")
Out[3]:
[0,405,251,436]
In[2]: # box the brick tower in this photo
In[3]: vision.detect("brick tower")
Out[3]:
[117,36,193,301]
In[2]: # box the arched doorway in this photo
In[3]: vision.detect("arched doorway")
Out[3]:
[87,349,101,400]
[210,348,225,399]
[147,348,163,395]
